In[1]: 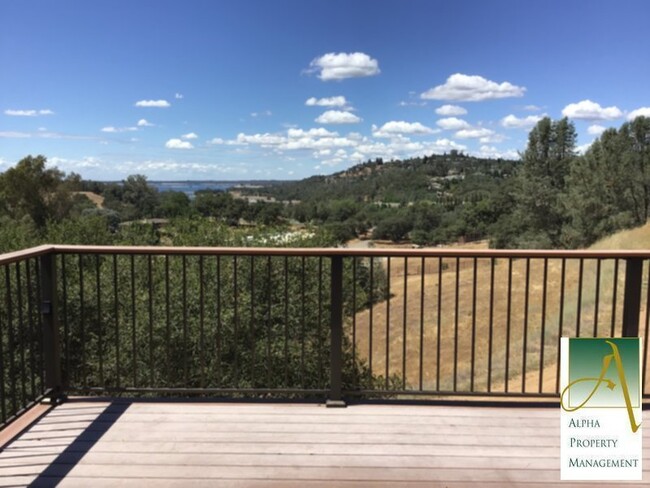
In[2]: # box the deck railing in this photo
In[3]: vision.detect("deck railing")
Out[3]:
[1,245,649,428]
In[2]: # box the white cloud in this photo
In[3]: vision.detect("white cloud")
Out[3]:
[0,131,31,138]
[479,133,506,144]
[305,96,348,107]
[455,128,495,139]
[4,108,54,116]
[576,141,594,155]
[181,132,199,140]
[49,156,101,169]
[561,99,622,120]
[315,110,361,124]
[435,104,467,116]
[135,99,171,108]
[501,114,543,129]
[288,127,338,138]
[236,132,285,146]
[208,137,225,145]
[627,107,650,121]
[587,124,607,136]
[523,104,543,111]
[308,52,380,81]
[436,117,471,130]
[101,126,138,133]
[421,73,526,102]
[476,145,520,160]
[372,121,436,138]
[165,138,193,149]
[137,119,154,127]
[175,93,184,99]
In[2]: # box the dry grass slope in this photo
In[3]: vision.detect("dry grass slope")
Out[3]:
[349,225,650,397]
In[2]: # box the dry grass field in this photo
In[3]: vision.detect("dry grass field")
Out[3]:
[348,226,650,396]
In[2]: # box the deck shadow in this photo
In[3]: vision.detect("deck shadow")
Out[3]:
[28,401,130,487]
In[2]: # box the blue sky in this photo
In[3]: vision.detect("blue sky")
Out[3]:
[1,0,649,180]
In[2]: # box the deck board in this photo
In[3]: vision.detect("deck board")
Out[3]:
[0,400,648,487]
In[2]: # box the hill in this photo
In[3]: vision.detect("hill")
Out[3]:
[255,152,518,204]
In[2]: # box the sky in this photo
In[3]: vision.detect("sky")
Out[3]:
[1,0,649,181]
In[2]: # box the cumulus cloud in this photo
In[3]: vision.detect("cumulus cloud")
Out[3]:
[501,114,544,129]
[165,138,193,149]
[455,128,495,139]
[476,145,520,160]
[576,141,594,155]
[421,73,526,102]
[305,96,348,107]
[5,109,54,116]
[101,126,138,133]
[561,100,622,120]
[236,133,285,146]
[627,107,650,121]
[175,93,184,99]
[436,117,471,130]
[135,99,171,108]
[372,121,436,138]
[587,124,607,136]
[315,110,361,124]
[181,132,199,140]
[308,52,380,81]
[435,104,467,116]
[137,119,154,127]
[288,128,338,138]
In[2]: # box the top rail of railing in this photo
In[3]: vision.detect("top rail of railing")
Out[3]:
[3,244,650,260]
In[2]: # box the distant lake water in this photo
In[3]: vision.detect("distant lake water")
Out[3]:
[149,181,270,198]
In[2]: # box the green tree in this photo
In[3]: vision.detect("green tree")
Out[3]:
[0,155,75,228]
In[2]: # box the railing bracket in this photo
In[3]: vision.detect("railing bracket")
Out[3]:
[326,399,347,408]
[41,393,67,406]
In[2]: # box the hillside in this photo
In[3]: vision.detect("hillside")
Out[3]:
[350,222,650,396]
[255,152,518,204]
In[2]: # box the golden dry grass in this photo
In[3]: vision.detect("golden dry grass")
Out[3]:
[348,227,650,396]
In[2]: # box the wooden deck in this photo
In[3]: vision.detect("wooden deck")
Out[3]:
[0,400,648,487]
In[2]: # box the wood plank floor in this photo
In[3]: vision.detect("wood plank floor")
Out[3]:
[0,400,648,487]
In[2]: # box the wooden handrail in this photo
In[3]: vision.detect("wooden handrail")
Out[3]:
[39,244,650,259]
[0,245,55,266]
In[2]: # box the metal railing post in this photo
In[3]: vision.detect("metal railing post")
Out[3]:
[40,252,64,403]
[622,258,643,337]
[327,256,345,407]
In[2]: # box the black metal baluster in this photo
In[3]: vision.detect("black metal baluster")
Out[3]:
[6,265,16,414]
[233,255,238,387]
[436,257,442,391]
[148,255,154,387]
[283,256,289,386]
[199,255,205,388]
[215,255,222,385]
[369,256,374,382]
[301,256,306,387]
[26,259,36,400]
[576,259,584,337]
[96,255,103,386]
[113,255,120,389]
[165,255,171,385]
[594,259,601,336]
[522,258,530,393]
[470,257,477,392]
[250,255,255,383]
[130,254,136,387]
[266,256,272,387]
[505,258,512,393]
[419,257,425,391]
[385,257,391,390]
[611,259,619,337]
[556,259,566,394]
[453,257,460,392]
[79,254,86,388]
[16,263,26,406]
[182,255,188,386]
[402,257,407,389]
[487,257,495,392]
[539,258,548,393]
